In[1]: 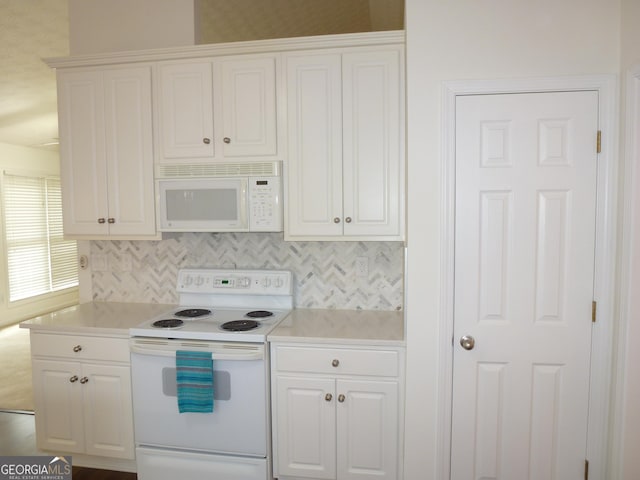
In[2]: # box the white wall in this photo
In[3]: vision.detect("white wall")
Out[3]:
[616,1,640,478]
[68,0,195,54]
[403,2,621,478]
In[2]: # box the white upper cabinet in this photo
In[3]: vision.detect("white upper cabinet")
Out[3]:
[219,56,278,157]
[157,62,215,159]
[156,54,281,164]
[57,66,156,238]
[284,46,405,241]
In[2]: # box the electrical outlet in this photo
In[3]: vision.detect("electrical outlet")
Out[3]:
[355,256,369,277]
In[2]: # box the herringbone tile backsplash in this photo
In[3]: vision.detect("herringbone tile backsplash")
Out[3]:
[90,233,404,311]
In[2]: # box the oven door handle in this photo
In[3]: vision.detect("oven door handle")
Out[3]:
[130,342,264,361]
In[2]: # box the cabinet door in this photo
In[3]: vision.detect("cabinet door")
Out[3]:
[274,376,336,479]
[158,62,214,160]
[285,54,343,237]
[57,70,109,236]
[103,67,156,236]
[219,56,278,157]
[342,49,403,238]
[32,359,85,453]
[337,379,399,480]
[82,363,135,459]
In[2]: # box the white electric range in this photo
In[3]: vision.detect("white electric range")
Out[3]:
[130,268,292,343]
[129,268,292,480]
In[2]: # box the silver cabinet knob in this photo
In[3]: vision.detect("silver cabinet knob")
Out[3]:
[460,335,475,350]
[97,218,106,224]
[345,217,352,223]
[338,394,345,403]
[80,377,89,384]
[325,393,332,402]
[107,218,115,224]
[223,137,231,144]
[332,359,340,367]
[203,138,211,144]
[69,375,78,383]
[333,217,341,224]
[73,345,82,353]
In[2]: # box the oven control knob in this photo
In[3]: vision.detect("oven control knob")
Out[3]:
[262,277,272,288]
[237,277,250,288]
[195,276,204,286]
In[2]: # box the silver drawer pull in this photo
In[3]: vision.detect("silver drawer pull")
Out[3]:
[73,345,82,353]
[325,393,332,402]
[80,377,89,384]
[338,394,345,403]
[332,359,340,367]
[203,138,211,144]
[223,137,231,144]
[69,375,78,383]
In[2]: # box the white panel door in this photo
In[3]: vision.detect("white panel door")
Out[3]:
[82,363,134,459]
[158,62,214,160]
[57,69,109,236]
[342,49,402,237]
[32,359,85,453]
[103,67,156,236]
[285,53,343,237]
[219,56,278,157]
[337,379,399,480]
[274,375,336,479]
[452,91,599,480]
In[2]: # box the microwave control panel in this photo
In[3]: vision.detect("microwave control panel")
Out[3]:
[248,176,283,231]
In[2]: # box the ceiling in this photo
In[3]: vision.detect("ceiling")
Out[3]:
[0,0,403,152]
[0,0,69,151]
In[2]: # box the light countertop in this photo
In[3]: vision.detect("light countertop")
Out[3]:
[20,302,405,346]
[268,308,405,346]
[20,301,176,337]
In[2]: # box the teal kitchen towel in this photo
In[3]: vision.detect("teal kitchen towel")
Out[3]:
[176,350,214,413]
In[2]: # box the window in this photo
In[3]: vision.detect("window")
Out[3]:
[3,173,78,302]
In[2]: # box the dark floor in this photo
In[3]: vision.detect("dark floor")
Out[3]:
[0,411,137,479]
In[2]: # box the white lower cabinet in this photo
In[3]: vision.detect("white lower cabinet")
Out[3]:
[271,344,404,480]
[30,332,135,460]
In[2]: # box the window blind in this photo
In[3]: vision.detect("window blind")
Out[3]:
[3,173,78,302]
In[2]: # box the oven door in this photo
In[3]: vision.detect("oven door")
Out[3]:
[130,338,268,456]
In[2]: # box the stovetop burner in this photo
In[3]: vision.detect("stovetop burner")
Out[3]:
[221,320,260,332]
[174,308,212,318]
[152,319,184,329]
[245,310,273,318]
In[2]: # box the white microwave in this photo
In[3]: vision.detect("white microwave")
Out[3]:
[156,162,283,232]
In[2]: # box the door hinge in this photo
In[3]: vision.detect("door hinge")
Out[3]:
[592,301,597,323]
[585,459,589,480]
[597,130,602,153]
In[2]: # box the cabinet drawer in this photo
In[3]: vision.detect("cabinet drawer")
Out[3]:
[30,333,130,363]
[274,346,399,377]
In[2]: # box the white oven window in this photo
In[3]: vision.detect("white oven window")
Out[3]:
[162,368,231,400]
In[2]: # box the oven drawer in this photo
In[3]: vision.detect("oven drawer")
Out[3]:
[273,345,400,377]
[30,332,130,363]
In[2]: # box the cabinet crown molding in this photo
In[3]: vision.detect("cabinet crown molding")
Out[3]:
[45,30,405,69]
